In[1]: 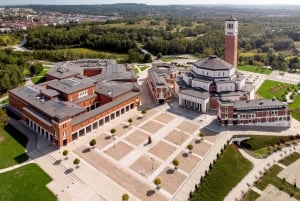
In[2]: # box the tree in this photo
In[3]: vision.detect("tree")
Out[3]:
[128,118,133,125]
[62,150,69,159]
[73,158,80,168]
[143,53,152,63]
[172,159,179,170]
[154,178,161,190]
[90,139,96,148]
[141,109,147,115]
[29,62,43,75]
[187,144,193,153]
[122,193,129,201]
[110,128,116,135]
[0,108,8,128]
[157,52,163,59]
[199,132,205,140]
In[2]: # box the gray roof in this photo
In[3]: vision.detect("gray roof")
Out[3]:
[10,86,86,120]
[72,91,140,126]
[191,55,233,71]
[241,84,255,93]
[180,89,210,100]
[152,63,178,74]
[233,99,287,111]
[41,89,60,97]
[148,69,168,87]
[96,82,133,98]
[47,79,95,94]
[227,16,238,21]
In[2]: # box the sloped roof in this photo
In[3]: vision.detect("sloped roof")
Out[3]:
[192,55,233,71]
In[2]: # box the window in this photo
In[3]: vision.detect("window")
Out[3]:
[78,90,88,98]
[225,107,228,113]
[227,23,233,29]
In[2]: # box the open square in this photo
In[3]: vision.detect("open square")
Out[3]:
[95,133,114,149]
[177,121,199,134]
[164,129,189,146]
[154,113,175,124]
[157,166,187,194]
[188,138,212,157]
[149,141,177,160]
[132,109,158,126]
[124,129,150,146]
[110,123,133,137]
[175,151,201,173]
[140,120,164,134]
[104,141,134,161]
[278,159,300,188]
[130,154,161,178]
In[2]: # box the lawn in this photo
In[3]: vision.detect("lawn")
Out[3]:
[0,163,56,201]
[139,65,149,71]
[255,165,300,200]
[0,125,29,169]
[239,135,296,158]
[134,67,139,74]
[160,56,178,62]
[240,189,260,201]
[0,98,8,105]
[279,152,300,166]
[31,76,46,84]
[190,144,253,201]
[257,79,300,121]
[238,65,272,75]
[288,95,300,121]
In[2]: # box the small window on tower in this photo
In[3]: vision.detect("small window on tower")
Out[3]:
[227,23,233,29]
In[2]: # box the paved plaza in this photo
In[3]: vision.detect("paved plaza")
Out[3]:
[278,159,300,188]
[256,184,298,201]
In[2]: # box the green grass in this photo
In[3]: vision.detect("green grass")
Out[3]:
[0,98,8,104]
[239,135,296,158]
[288,95,300,121]
[190,144,253,201]
[160,56,178,62]
[238,65,272,75]
[240,189,260,201]
[134,68,139,74]
[139,65,149,71]
[31,76,46,84]
[0,163,56,201]
[279,152,300,166]
[0,125,29,169]
[255,165,300,199]
[257,79,300,121]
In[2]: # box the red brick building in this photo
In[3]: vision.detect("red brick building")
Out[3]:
[224,16,238,68]
[217,99,291,127]
[9,59,140,147]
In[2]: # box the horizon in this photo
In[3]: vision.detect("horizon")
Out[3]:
[1,0,300,6]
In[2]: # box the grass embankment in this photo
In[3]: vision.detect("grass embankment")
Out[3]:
[257,79,300,121]
[238,65,272,75]
[0,125,29,169]
[239,135,299,158]
[0,163,56,201]
[31,68,50,84]
[240,190,260,201]
[255,165,300,199]
[279,152,300,166]
[190,144,253,201]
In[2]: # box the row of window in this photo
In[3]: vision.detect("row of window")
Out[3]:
[78,90,88,98]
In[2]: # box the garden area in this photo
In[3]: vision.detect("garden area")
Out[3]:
[238,135,300,158]
[255,165,300,200]
[238,65,272,75]
[257,79,300,121]
[0,163,56,201]
[0,125,29,169]
[189,144,253,201]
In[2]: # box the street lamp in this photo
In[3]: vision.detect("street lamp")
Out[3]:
[150,157,155,169]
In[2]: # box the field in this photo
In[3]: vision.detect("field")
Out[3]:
[0,164,55,201]
[190,144,253,201]
[0,125,29,169]
[237,65,272,75]
[255,165,300,200]
[257,79,300,121]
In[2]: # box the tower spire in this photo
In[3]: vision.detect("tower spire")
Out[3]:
[224,16,238,68]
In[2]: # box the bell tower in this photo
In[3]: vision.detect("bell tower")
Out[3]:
[225,16,238,68]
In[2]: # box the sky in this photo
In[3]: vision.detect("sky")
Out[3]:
[1,0,300,6]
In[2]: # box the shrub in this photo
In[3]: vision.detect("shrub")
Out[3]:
[110,128,116,134]
[62,150,68,156]
[122,193,129,201]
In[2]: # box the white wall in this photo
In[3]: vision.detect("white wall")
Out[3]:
[191,79,210,91]
[179,93,209,112]
[216,82,235,92]
[182,73,191,86]
[192,65,233,78]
